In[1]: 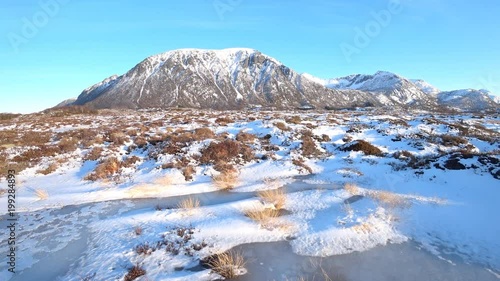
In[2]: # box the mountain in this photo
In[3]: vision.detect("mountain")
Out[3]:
[411,79,441,95]
[325,71,499,111]
[437,89,499,111]
[54,98,77,108]
[324,71,437,108]
[71,48,498,112]
[73,48,382,110]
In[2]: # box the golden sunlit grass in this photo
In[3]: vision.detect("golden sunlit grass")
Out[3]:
[212,169,239,190]
[206,251,246,279]
[177,197,200,209]
[344,183,361,195]
[258,188,286,210]
[244,205,280,225]
[369,190,411,208]
[35,189,49,200]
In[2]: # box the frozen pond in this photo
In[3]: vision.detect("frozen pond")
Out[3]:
[234,241,499,281]
[1,177,499,280]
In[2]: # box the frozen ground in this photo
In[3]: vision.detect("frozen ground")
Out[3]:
[0,108,499,280]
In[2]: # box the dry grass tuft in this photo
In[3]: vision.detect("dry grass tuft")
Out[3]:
[344,183,361,196]
[212,169,239,190]
[35,189,49,200]
[177,197,200,209]
[182,165,196,181]
[84,157,121,181]
[258,188,286,210]
[244,206,280,224]
[206,251,246,279]
[370,190,410,208]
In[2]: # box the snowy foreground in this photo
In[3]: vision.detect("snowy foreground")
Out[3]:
[0,108,499,280]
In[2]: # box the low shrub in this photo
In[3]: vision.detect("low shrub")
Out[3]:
[200,140,254,164]
[124,265,146,281]
[340,140,383,156]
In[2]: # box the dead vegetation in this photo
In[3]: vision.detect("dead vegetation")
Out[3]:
[244,205,281,224]
[177,197,200,210]
[204,251,246,279]
[292,158,313,174]
[123,265,146,281]
[258,188,286,210]
[200,140,254,164]
[212,168,239,190]
[84,157,122,181]
[340,140,383,156]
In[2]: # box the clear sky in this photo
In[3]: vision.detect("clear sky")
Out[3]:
[1,0,499,113]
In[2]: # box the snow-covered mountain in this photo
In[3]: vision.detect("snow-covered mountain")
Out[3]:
[437,89,499,111]
[324,71,498,111]
[71,49,498,112]
[73,48,381,110]
[323,71,438,108]
[411,79,441,95]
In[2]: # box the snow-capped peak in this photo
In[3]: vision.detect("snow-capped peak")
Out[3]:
[411,79,440,95]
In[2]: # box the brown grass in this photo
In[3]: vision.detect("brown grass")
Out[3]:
[344,183,361,195]
[200,140,254,164]
[292,158,313,174]
[341,140,383,156]
[369,190,410,208]
[258,189,286,210]
[193,127,215,140]
[274,122,289,131]
[441,134,468,147]
[182,165,196,181]
[37,162,60,175]
[205,251,246,279]
[212,169,239,190]
[124,265,146,281]
[301,135,321,157]
[286,115,302,124]
[235,131,256,143]
[177,197,200,209]
[214,117,234,125]
[85,157,121,181]
[84,147,104,161]
[245,206,280,224]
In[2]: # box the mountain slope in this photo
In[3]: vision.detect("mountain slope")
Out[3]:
[324,71,437,108]
[73,48,382,110]
[437,89,499,111]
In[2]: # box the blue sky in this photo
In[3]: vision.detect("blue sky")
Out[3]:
[1,0,499,113]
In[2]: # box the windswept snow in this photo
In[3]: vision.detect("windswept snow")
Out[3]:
[0,108,499,280]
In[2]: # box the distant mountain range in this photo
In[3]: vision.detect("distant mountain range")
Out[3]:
[63,48,499,112]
